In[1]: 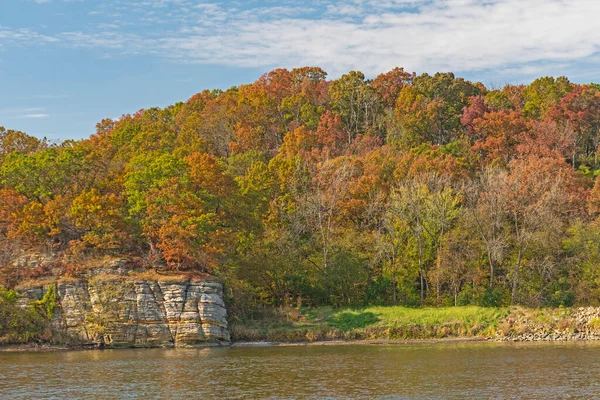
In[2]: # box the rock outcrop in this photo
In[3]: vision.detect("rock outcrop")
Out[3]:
[18,278,230,348]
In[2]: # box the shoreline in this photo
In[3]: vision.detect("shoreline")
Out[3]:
[1,338,480,352]
[0,343,79,353]
[230,337,490,347]
[3,305,600,353]
[4,335,600,353]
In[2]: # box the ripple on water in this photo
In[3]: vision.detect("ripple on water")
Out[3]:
[1,342,600,399]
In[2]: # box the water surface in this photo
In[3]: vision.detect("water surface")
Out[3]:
[1,342,599,399]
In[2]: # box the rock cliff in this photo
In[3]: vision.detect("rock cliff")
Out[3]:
[18,278,230,348]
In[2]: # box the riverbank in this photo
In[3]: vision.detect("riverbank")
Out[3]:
[4,304,600,351]
[0,343,76,352]
[230,305,600,343]
[0,337,490,352]
[231,337,490,347]
[230,306,504,342]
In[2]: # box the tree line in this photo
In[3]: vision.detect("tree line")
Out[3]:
[2,67,600,311]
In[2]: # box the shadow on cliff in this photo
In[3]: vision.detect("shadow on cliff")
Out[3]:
[330,311,379,331]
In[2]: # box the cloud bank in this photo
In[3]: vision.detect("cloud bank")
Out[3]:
[6,0,600,79]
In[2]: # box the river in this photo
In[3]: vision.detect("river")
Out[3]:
[1,342,599,399]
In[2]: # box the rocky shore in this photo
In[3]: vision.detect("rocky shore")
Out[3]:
[495,307,600,342]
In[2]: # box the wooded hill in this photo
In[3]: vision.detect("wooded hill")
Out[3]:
[2,67,600,312]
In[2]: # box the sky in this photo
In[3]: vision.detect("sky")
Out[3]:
[1,0,599,141]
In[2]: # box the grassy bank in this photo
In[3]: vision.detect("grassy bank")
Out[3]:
[230,306,508,342]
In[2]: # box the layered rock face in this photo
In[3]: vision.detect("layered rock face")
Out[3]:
[19,279,230,348]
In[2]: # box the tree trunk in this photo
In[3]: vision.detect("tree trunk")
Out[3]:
[420,269,424,307]
[418,239,424,307]
[391,251,398,305]
[488,254,495,289]
[392,272,397,305]
[511,244,523,306]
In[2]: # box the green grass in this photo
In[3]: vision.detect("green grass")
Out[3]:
[230,305,507,342]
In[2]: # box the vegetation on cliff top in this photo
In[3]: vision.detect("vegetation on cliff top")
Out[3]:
[2,68,600,315]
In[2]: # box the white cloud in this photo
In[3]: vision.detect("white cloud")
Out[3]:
[0,108,50,119]
[140,0,598,77]
[326,4,363,16]
[0,27,59,45]
[5,0,600,78]
[21,113,50,118]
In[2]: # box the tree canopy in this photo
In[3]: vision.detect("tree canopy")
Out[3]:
[2,67,600,311]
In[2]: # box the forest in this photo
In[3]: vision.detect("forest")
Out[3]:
[2,67,600,313]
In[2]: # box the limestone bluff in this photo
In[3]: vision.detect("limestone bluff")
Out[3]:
[17,272,230,348]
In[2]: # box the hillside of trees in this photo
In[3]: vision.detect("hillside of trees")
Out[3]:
[2,67,600,311]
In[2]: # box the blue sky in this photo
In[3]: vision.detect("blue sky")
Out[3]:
[1,0,599,141]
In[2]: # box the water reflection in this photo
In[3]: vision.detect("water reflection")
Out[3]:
[1,342,600,399]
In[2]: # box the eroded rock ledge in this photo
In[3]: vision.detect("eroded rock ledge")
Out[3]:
[18,279,230,348]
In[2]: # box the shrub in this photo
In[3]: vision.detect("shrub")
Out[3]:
[0,286,48,343]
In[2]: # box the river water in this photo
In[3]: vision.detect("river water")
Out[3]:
[1,342,599,399]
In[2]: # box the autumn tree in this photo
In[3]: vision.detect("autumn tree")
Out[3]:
[396,72,481,146]
[500,156,583,304]
[1,66,600,311]
[464,168,510,290]
[547,85,600,167]
[329,71,379,141]
[372,67,415,109]
[523,76,573,120]
[0,127,47,164]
